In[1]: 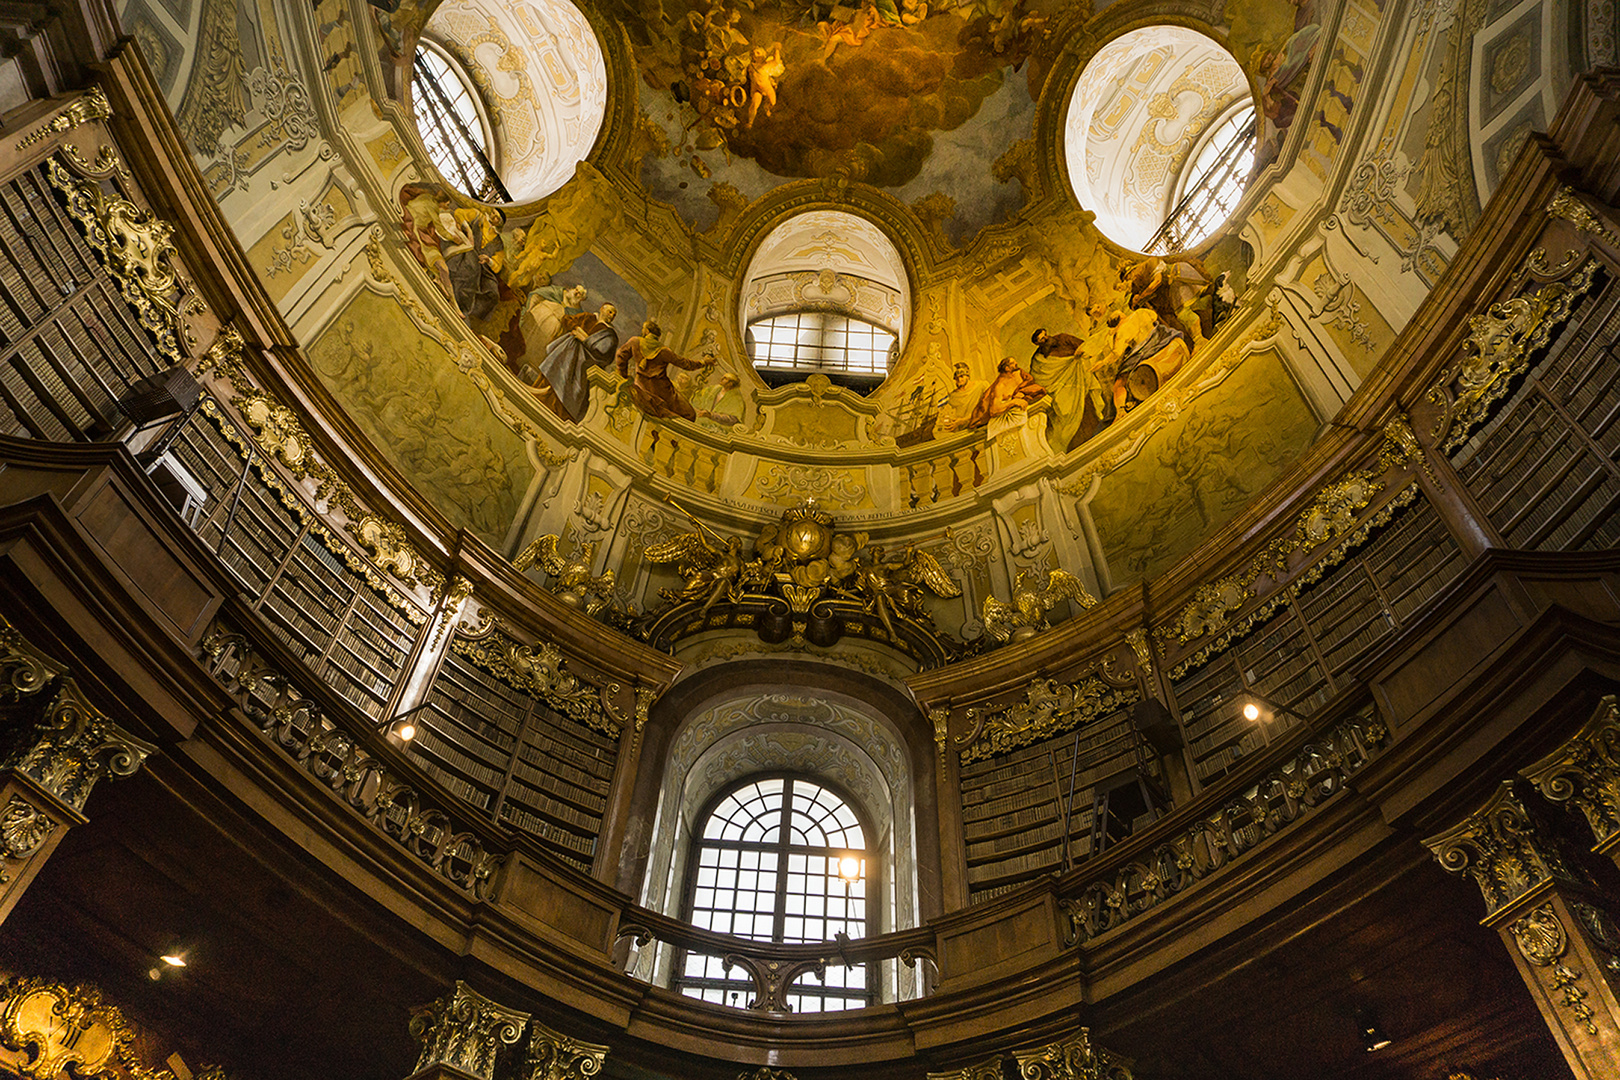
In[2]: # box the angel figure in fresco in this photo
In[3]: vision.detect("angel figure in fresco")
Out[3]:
[534,301,619,422]
[981,568,1098,645]
[744,42,784,128]
[617,320,709,421]
[844,543,961,641]
[645,520,769,617]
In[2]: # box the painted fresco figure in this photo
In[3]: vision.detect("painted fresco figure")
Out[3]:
[744,42,784,128]
[521,283,588,362]
[968,356,1045,429]
[446,206,505,323]
[936,362,989,433]
[617,320,708,421]
[1030,325,1112,452]
[534,302,619,422]
[693,371,744,427]
[1094,308,1187,412]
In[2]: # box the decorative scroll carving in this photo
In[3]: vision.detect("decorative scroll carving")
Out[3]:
[451,633,618,738]
[350,515,432,590]
[1061,714,1386,945]
[15,88,113,150]
[1013,1029,1135,1080]
[926,1058,1004,1080]
[1523,696,1620,849]
[1427,260,1601,451]
[960,677,1139,763]
[0,978,125,1079]
[201,629,504,898]
[1509,902,1567,965]
[0,977,229,1080]
[720,953,828,1013]
[431,576,475,649]
[1123,628,1154,678]
[525,1019,606,1080]
[1547,186,1620,247]
[1423,781,1579,918]
[1261,472,1382,574]
[194,325,250,390]
[1167,575,1254,644]
[0,798,54,858]
[1551,963,1598,1035]
[0,615,154,814]
[45,154,204,369]
[409,982,526,1080]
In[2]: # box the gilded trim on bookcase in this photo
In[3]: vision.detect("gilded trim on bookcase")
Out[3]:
[449,632,620,739]
[1165,483,1423,682]
[45,150,206,369]
[1427,257,1601,452]
[957,673,1139,763]
[14,87,113,150]
[197,398,428,625]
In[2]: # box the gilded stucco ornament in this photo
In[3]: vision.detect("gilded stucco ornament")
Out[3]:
[1427,261,1600,451]
[1523,696,1620,848]
[1167,575,1253,644]
[452,633,618,737]
[525,1019,607,1080]
[1013,1029,1135,1080]
[15,87,113,150]
[980,568,1097,645]
[926,1059,1004,1080]
[1422,781,1579,918]
[1546,186,1620,247]
[958,676,1138,763]
[45,154,205,368]
[409,982,527,1080]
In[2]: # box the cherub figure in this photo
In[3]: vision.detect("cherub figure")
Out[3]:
[745,42,784,128]
[511,534,618,614]
[981,568,1098,644]
[645,515,769,616]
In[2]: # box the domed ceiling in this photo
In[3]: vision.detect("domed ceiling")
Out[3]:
[129,0,1597,662]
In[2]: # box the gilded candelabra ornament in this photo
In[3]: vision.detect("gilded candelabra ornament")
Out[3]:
[409,982,527,1080]
[512,535,619,615]
[980,568,1097,644]
[524,1019,607,1080]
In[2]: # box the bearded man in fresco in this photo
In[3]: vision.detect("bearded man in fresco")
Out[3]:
[533,301,619,423]
[617,320,709,421]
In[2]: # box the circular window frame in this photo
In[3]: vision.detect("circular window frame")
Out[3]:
[410,37,503,198]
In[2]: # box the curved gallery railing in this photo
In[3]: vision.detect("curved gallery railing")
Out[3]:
[3,58,1620,1058]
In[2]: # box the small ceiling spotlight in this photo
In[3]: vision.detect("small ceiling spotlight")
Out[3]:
[160,954,187,968]
[1356,1008,1391,1052]
[1243,702,1261,721]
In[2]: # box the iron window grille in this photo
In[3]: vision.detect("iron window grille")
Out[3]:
[1145,105,1256,255]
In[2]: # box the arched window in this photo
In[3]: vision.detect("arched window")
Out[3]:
[676,776,875,1012]
[1146,103,1257,254]
[411,42,508,202]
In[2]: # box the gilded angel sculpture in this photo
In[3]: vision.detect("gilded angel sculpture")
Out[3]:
[846,543,962,640]
[980,568,1098,644]
[644,527,768,617]
[512,534,617,614]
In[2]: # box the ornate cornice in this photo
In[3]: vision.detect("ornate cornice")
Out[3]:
[525,1019,607,1080]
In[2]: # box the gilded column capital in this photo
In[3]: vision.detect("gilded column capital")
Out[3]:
[1523,696,1620,850]
[408,982,527,1080]
[925,1057,1003,1080]
[525,1019,607,1080]
[1012,1030,1134,1080]
[0,676,156,815]
[1422,781,1579,920]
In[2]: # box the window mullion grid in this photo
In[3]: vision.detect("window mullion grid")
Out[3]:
[773,780,794,943]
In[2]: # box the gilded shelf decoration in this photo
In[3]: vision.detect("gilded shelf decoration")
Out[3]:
[45,154,205,369]
[1063,713,1386,944]
[194,325,252,392]
[1546,186,1620,248]
[1124,628,1154,678]
[451,633,618,738]
[1262,471,1383,575]
[1013,1029,1135,1080]
[1510,903,1567,965]
[409,982,527,1080]
[431,576,475,649]
[526,1020,608,1080]
[350,515,432,590]
[14,87,113,150]
[980,568,1097,645]
[1427,260,1601,451]
[1167,575,1255,645]
[1422,781,1580,919]
[1522,695,1620,849]
[958,676,1138,763]
[0,798,54,859]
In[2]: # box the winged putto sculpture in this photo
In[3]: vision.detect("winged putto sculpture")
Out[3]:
[981,568,1098,644]
[644,525,771,616]
[843,544,962,640]
[512,534,618,615]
